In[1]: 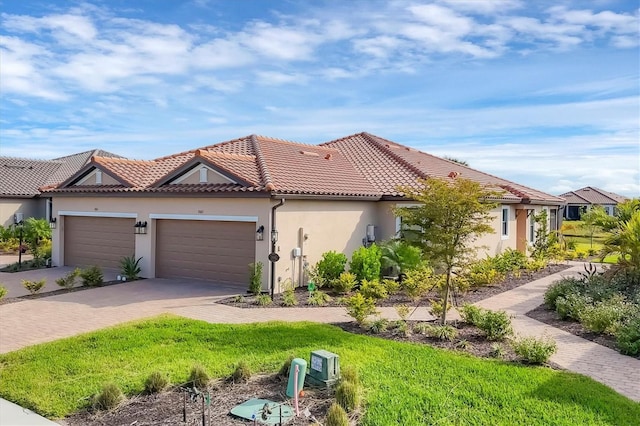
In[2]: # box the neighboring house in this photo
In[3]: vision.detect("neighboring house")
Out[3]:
[44,132,565,292]
[0,150,124,227]
[559,187,628,220]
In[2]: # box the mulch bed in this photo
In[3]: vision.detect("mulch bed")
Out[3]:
[62,374,339,426]
[0,280,129,306]
[526,304,639,359]
[217,264,572,309]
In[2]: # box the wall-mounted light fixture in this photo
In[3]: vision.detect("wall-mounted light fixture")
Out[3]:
[256,225,265,241]
[134,221,148,235]
[49,217,57,229]
[271,229,278,243]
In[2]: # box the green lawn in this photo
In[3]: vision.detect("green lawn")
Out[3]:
[0,316,638,425]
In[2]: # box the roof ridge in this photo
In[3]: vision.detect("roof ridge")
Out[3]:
[93,156,154,164]
[361,133,428,180]
[586,186,619,202]
[0,156,63,164]
[250,135,275,191]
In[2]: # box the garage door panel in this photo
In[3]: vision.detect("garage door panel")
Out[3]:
[155,220,255,286]
[64,216,135,268]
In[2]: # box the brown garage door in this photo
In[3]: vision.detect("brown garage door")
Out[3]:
[64,216,135,268]
[155,220,255,286]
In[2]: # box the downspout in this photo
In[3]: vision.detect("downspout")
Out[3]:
[270,198,285,298]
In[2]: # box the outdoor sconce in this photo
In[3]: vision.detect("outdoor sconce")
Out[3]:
[270,229,278,243]
[256,225,265,241]
[49,217,57,229]
[134,221,148,235]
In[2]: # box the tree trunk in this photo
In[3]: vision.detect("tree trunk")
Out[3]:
[441,268,452,325]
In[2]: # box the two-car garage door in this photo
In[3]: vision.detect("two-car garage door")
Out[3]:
[64,216,255,287]
[155,220,255,286]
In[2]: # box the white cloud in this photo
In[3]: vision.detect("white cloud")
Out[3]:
[436,0,523,15]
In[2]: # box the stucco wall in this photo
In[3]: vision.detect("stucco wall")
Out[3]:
[51,196,272,288]
[0,198,46,227]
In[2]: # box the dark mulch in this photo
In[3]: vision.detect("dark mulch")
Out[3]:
[526,304,639,359]
[334,320,519,363]
[217,264,572,309]
[0,280,129,306]
[62,374,338,426]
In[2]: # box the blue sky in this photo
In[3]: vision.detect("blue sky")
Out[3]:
[1,0,638,196]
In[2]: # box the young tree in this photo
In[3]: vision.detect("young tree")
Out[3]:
[393,177,499,324]
[580,206,609,248]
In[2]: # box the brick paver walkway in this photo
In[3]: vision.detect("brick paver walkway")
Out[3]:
[1,264,638,402]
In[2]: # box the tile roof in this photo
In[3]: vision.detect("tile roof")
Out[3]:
[0,150,125,197]
[45,133,564,204]
[560,187,628,205]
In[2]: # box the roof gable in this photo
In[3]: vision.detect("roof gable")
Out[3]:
[560,186,628,205]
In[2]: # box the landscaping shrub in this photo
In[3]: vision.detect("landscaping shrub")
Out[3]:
[390,320,410,337]
[80,266,103,286]
[493,248,528,273]
[345,292,377,324]
[281,287,298,307]
[144,371,168,394]
[332,272,357,294]
[525,258,547,273]
[429,324,458,341]
[478,310,513,340]
[489,343,506,359]
[0,285,6,300]
[120,255,142,280]
[255,294,272,306]
[188,364,209,389]
[248,262,263,295]
[340,365,360,386]
[325,403,349,426]
[335,380,360,412]
[55,268,81,289]
[428,299,451,319]
[367,317,389,334]
[22,279,45,294]
[307,290,332,306]
[616,316,640,356]
[231,361,251,383]
[579,295,629,334]
[544,277,582,310]
[413,322,434,335]
[381,278,400,295]
[402,264,435,300]
[349,244,382,282]
[380,239,422,276]
[359,279,388,300]
[459,304,484,326]
[455,339,472,350]
[467,260,503,287]
[92,382,123,411]
[511,335,557,364]
[555,293,591,320]
[316,251,348,283]
[395,304,411,321]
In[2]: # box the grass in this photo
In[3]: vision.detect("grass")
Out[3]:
[0,316,638,425]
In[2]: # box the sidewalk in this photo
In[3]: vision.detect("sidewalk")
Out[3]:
[476,263,640,402]
[0,397,58,425]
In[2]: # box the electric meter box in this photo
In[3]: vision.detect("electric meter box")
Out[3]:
[306,350,340,387]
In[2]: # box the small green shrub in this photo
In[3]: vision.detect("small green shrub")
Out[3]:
[92,382,123,411]
[316,251,348,282]
[390,320,410,337]
[325,402,349,426]
[248,262,263,295]
[467,259,504,286]
[231,361,252,383]
[189,364,209,389]
[281,288,298,307]
[144,371,169,394]
[55,268,81,289]
[478,310,513,341]
[120,255,142,280]
[556,293,591,320]
[332,272,357,294]
[395,304,411,321]
[430,324,458,341]
[340,365,360,386]
[616,316,640,356]
[0,285,7,300]
[428,299,451,319]
[544,278,582,310]
[233,295,246,304]
[308,290,332,306]
[345,292,377,324]
[402,264,435,300]
[489,343,505,359]
[278,355,295,379]
[335,380,360,412]
[22,279,45,294]
[459,304,484,326]
[414,322,434,335]
[255,294,272,306]
[580,296,628,334]
[80,266,103,286]
[512,335,557,364]
[359,279,388,300]
[349,244,382,282]
[455,339,472,350]
[525,258,547,273]
[367,316,389,334]
[382,278,400,295]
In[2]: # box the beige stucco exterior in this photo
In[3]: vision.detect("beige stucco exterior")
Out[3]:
[0,198,46,227]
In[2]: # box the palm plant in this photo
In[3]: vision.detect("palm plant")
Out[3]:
[601,199,640,271]
[380,240,422,277]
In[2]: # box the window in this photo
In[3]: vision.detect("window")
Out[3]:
[549,209,557,231]
[199,167,207,183]
[501,206,509,238]
[529,210,535,243]
[95,170,102,184]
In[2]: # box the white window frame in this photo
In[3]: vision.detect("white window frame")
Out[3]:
[501,206,509,239]
[529,210,535,243]
[199,167,207,183]
[95,170,102,184]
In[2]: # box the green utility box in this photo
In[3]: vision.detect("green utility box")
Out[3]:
[286,358,307,398]
[305,350,340,387]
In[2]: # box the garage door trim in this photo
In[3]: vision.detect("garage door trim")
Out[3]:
[60,210,138,218]
[149,213,258,222]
